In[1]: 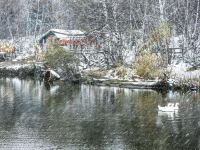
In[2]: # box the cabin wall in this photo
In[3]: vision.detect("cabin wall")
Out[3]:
[40,34,101,52]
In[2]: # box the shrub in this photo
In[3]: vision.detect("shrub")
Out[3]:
[44,38,79,79]
[116,67,127,79]
[113,59,124,68]
[135,51,157,79]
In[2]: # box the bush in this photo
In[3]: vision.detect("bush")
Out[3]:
[116,67,127,79]
[135,51,157,79]
[44,38,79,79]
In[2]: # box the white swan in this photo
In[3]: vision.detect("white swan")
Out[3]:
[158,103,179,112]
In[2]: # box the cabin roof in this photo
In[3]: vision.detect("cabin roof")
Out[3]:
[39,29,86,43]
[50,29,85,35]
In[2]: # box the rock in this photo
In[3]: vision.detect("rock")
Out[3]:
[44,69,61,82]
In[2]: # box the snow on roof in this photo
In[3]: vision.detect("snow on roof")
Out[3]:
[39,29,86,42]
[50,29,85,35]
[54,33,85,39]
[54,33,68,39]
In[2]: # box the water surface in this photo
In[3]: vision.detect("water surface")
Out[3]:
[0,78,200,150]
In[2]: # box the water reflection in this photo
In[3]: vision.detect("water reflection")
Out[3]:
[0,78,200,149]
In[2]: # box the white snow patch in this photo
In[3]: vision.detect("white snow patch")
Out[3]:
[50,70,61,79]
[6,64,31,70]
[169,62,200,80]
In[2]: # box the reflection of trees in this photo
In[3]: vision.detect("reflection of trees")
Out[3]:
[80,119,106,149]
[74,86,117,149]
[1,79,200,149]
[0,79,81,144]
[37,86,200,149]
[69,88,162,149]
[0,78,18,131]
[155,91,200,150]
[118,91,163,149]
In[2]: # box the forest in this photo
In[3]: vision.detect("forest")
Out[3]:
[0,0,200,84]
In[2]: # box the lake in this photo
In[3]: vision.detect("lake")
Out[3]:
[0,78,200,150]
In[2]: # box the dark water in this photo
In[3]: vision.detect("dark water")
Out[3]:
[0,78,200,150]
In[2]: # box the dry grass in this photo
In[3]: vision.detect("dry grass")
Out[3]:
[86,69,107,79]
[0,41,15,54]
[116,67,127,79]
[135,51,158,79]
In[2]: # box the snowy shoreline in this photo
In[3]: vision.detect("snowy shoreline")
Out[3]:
[81,63,200,91]
[82,78,168,90]
[0,61,199,91]
[81,76,199,91]
[0,61,166,90]
[0,61,35,78]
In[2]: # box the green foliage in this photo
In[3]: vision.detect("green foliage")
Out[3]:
[44,38,79,77]
[135,52,157,79]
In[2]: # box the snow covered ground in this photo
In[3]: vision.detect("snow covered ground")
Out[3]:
[168,62,200,88]
[169,62,200,80]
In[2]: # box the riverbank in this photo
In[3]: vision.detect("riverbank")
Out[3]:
[82,78,168,90]
[81,67,169,90]
[0,61,35,78]
[169,62,200,91]
[0,61,168,90]
[81,66,200,91]
[0,61,199,91]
